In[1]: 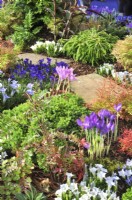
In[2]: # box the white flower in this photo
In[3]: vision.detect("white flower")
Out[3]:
[111,69,116,78]
[95,164,104,169]
[105,176,116,189]
[89,167,97,175]
[0,83,2,88]
[126,159,132,168]
[69,183,78,192]
[60,183,69,192]
[55,184,69,196]
[79,193,91,200]
[80,181,86,187]
[98,190,108,200]
[97,171,107,181]
[118,169,126,178]
[55,197,62,200]
[125,169,132,177]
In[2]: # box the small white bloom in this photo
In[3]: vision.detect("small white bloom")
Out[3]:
[105,176,116,189]
[118,169,126,178]
[69,182,78,191]
[89,167,97,175]
[97,171,107,181]
[126,159,132,168]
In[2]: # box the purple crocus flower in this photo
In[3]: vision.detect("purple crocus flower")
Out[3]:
[98,109,111,118]
[56,66,76,81]
[114,103,122,112]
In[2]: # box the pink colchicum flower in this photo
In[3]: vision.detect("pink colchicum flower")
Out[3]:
[56,66,76,81]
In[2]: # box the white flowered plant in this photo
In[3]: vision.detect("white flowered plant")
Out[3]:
[97,63,132,84]
[97,63,115,76]
[55,159,132,200]
[30,40,63,57]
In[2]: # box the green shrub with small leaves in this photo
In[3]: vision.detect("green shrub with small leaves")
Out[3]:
[43,93,90,134]
[63,28,118,66]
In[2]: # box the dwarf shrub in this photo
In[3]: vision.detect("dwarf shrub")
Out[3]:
[43,93,90,134]
[112,35,132,72]
[63,28,118,66]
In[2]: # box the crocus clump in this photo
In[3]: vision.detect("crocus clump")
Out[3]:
[76,104,122,158]
[55,62,76,91]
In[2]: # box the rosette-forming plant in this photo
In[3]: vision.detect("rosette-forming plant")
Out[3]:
[63,28,118,65]
[76,104,122,159]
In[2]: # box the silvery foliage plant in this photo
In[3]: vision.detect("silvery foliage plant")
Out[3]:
[55,159,132,200]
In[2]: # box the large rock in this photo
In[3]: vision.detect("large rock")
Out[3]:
[18,53,72,65]
[71,73,123,104]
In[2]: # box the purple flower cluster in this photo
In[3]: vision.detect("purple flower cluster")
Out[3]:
[77,104,122,135]
[87,5,115,16]
[115,15,132,25]
[10,58,56,85]
[77,109,116,135]
[56,64,76,81]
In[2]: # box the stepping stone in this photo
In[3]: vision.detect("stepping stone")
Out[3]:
[71,73,123,104]
[18,53,72,65]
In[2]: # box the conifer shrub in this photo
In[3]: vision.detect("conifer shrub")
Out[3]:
[112,35,132,72]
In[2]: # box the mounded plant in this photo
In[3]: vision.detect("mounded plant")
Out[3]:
[43,93,90,134]
[112,35,132,72]
[63,28,118,66]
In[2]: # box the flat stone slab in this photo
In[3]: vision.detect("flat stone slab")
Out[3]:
[18,53,72,64]
[71,73,123,104]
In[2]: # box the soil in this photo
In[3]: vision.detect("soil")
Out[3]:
[69,61,95,76]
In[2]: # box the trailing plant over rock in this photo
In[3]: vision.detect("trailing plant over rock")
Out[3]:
[63,28,118,66]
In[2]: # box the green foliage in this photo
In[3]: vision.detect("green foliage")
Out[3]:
[0,39,18,71]
[43,93,90,134]
[104,23,128,40]
[11,10,42,50]
[16,186,46,200]
[85,157,123,174]
[63,28,118,66]
[0,3,18,39]
[122,187,132,200]
[112,35,132,72]
[0,152,33,200]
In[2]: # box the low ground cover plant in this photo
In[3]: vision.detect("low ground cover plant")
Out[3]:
[63,28,118,66]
